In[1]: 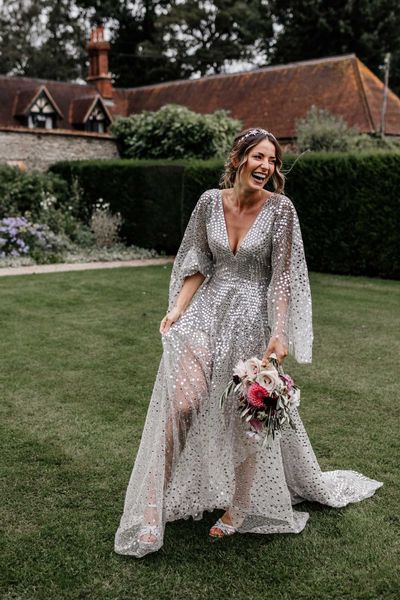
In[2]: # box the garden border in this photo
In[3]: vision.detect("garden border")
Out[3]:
[0,256,174,277]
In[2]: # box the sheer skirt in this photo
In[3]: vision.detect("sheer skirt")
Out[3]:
[114,281,382,558]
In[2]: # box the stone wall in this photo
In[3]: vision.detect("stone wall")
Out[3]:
[0,127,119,171]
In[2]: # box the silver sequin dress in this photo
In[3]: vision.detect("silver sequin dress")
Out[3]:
[115,189,382,558]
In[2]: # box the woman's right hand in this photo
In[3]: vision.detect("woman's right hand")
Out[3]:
[159,307,184,334]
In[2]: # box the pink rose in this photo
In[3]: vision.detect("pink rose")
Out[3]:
[247,383,268,408]
[280,374,294,391]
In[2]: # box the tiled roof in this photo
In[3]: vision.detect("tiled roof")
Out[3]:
[1,55,399,138]
[0,76,118,130]
[13,85,64,118]
[122,55,400,137]
[70,95,113,124]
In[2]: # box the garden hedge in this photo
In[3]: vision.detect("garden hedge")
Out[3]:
[50,152,400,278]
[50,159,186,254]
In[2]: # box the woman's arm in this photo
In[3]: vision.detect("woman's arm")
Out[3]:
[262,198,294,364]
[160,272,205,334]
[168,192,214,313]
[262,196,313,365]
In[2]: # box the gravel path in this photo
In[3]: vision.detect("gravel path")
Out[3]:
[0,257,175,277]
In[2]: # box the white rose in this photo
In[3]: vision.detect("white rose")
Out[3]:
[244,357,262,381]
[288,387,301,408]
[233,359,247,380]
[256,368,281,393]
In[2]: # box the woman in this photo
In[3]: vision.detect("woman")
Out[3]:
[115,128,382,558]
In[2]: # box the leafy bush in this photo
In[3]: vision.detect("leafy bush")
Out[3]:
[111,104,241,160]
[0,164,68,216]
[296,106,358,152]
[348,133,400,152]
[181,159,225,223]
[0,165,92,247]
[296,106,400,153]
[0,216,70,263]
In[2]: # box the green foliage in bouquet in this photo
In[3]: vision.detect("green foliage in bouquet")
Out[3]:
[111,104,241,160]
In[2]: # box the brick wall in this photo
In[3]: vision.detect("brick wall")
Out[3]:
[0,128,119,171]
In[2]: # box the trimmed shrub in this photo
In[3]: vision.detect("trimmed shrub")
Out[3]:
[111,104,241,160]
[50,159,186,253]
[51,152,400,278]
[181,160,224,225]
[283,151,400,278]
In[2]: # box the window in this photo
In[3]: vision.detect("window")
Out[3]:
[28,92,56,129]
[85,103,108,133]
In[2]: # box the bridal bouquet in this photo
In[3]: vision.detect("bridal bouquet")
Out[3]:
[219,354,300,446]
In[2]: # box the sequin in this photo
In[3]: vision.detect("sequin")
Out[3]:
[114,189,382,558]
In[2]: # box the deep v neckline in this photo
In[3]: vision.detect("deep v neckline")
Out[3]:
[219,189,275,257]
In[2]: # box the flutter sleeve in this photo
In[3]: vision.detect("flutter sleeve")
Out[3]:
[267,196,313,363]
[168,191,214,312]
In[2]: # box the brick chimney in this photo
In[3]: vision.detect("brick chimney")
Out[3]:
[87,25,113,99]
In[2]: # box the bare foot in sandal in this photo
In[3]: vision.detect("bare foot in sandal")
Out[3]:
[209,511,236,539]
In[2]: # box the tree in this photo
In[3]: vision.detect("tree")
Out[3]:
[105,0,274,87]
[2,0,398,98]
[0,0,87,81]
[269,0,400,94]
[160,0,273,78]
[107,0,179,87]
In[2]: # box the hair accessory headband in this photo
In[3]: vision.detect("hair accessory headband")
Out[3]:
[238,128,273,143]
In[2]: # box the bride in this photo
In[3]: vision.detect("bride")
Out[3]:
[114,127,382,558]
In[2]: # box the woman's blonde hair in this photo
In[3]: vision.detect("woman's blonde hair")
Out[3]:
[220,128,285,193]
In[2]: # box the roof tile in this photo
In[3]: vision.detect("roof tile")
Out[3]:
[1,55,399,138]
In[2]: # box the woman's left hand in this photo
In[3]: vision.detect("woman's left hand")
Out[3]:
[261,335,288,366]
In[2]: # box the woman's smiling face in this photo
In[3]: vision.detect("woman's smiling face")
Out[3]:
[238,139,276,190]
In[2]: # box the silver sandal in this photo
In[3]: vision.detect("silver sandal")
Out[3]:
[209,517,236,539]
[138,524,162,546]
[138,504,161,546]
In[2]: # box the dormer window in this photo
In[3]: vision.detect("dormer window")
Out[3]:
[28,92,57,129]
[71,95,112,134]
[14,86,63,130]
[85,103,107,133]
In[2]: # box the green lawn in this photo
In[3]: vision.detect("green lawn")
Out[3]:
[1,267,399,600]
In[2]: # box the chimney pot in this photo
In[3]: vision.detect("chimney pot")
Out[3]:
[87,26,113,99]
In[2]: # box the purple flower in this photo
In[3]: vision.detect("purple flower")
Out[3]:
[280,374,294,391]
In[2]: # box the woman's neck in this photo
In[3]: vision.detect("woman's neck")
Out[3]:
[230,184,268,209]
